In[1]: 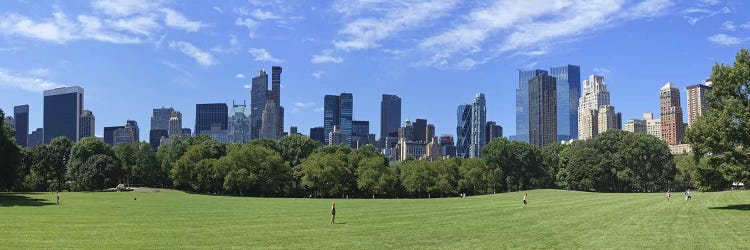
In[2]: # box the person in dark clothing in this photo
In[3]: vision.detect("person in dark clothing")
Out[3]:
[331,201,336,224]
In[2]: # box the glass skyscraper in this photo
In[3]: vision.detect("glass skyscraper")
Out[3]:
[514,69,547,143]
[550,65,581,141]
[322,93,353,146]
[323,95,340,145]
[469,93,486,158]
[380,94,401,142]
[43,86,84,144]
[339,93,353,146]
[250,69,268,140]
[13,105,29,147]
[195,103,228,135]
[456,104,471,158]
[528,74,557,146]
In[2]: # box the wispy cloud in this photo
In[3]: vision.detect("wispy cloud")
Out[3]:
[683,6,730,25]
[0,68,66,93]
[722,21,737,31]
[211,34,241,54]
[235,73,245,79]
[91,0,164,17]
[312,71,325,79]
[248,48,284,63]
[243,84,251,89]
[332,0,458,51]
[593,67,612,76]
[250,10,282,20]
[28,68,50,77]
[292,101,319,112]
[311,50,343,64]
[162,8,205,32]
[707,33,741,46]
[417,0,672,69]
[235,17,258,38]
[168,41,217,66]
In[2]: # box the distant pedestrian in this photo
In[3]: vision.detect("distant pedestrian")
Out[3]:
[522,193,528,208]
[56,192,60,205]
[666,191,671,201]
[685,189,692,202]
[330,201,336,224]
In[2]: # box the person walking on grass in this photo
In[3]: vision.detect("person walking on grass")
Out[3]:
[522,193,528,208]
[56,192,60,205]
[330,201,336,224]
[685,188,692,202]
[666,191,671,201]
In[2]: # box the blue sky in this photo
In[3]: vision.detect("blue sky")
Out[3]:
[0,0,748,140]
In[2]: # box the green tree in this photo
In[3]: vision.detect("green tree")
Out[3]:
[686,48,750,187]
[77,154,125,191]
[170,142,225,191]
[0,108,21,190]
[49,137,73,191]
[459,158,492,195]
[399,160,433,198]
[297,151,352,197]
[431,158,460,197]
[222,144,290,196]
[66,137,113,191]
[356,156,393,198]
[114,143,137,185]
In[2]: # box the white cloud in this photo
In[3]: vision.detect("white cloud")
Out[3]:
[0,68,66,93]
[311,54,343,64]
[248,48,284,63]
[109,14,160,35]
[0,12,77,43]
[211,34,241,54]
[333,0,458,51]
[77,15,141,44]
[312,71,325,79]
[235,73,246,79]
[251,10,282,20]
[593,67,612,76]
[235,17,259,38]
[707,33,741,46]
[683,6,731,25]
[212,6,223,14]
[28,68,50,77]
[722,21,736,31]
[418,0,672,69]
[168,41,217,66]
[243,84,251,89]
[703,0,720,5]
[91,0,163,17]
[740,22,750,30]
[162,8,205,32]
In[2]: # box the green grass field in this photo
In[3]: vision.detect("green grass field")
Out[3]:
[1,189,748,249]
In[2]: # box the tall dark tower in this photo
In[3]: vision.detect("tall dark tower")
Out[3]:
[380,94,401,142]
[250,69,268,139]
[43,86,84,144]
[13,105,29,147]
[271,66,283,136]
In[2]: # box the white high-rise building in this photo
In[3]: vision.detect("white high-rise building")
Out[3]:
[598,105,618,134]
[686,79,713,126]
[578,75,611,140]
[169,111,182,137]
[644,113,661,139]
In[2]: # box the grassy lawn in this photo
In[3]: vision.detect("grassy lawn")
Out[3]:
[1,189,748,249]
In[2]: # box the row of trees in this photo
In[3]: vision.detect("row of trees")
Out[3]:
[1,49,747,194]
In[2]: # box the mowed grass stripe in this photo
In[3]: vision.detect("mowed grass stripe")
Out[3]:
[1,190,749,249]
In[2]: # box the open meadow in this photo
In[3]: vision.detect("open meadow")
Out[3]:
[1,189,748,249]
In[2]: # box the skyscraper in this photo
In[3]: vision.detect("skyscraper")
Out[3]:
[169,111,183,137]
[323,93,353,146]
[260,100,281,139]
[323,95,340,145]
[44,86,84,144]
[126,120,139,142]
[597,105,617,134]
[529,74,557,146]
[469,93,487,158]
[195,103,228,136]
[550,65,581,141]
[426,124,435,141]
[644,113,661,139]
[686,80,712,126]
[103,126,123,145]
[624,119,646,133]
[150,107,174,150]
[514,69,548,142]
[250,69,268,139]
[413,119,427,142]
[28,128,43,147]
[309,126,325,145]
[352,120,370,148]
[456,104,471,158]
[578,75,610,140]
[486,121,503,143]
[271,66,284,135]
[229,102,251,143]
[660,82,684,145]
[380,94,401,142]
[13,105,29,147]
[79,110,95,139]
[439,135,456,158]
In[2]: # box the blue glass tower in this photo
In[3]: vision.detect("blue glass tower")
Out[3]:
[514,69,547,143]
[549,65,581,141]
[456,104,471,158]
[339,93,353,146]
[323,95,339,145]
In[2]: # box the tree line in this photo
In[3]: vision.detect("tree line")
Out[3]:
[2,49,748,195]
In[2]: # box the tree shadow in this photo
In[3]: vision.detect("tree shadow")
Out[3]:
[0,193,56,207]
[709,204,750,210]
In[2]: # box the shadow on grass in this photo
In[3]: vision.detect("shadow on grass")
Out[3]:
[0,194,56,207]
[709,204,750,210]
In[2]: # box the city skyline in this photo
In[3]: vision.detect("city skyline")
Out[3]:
[1,1,747,141]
